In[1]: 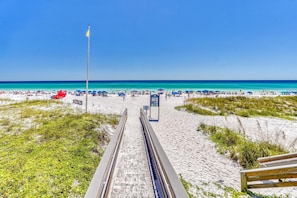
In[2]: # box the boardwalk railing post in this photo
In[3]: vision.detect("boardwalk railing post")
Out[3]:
[240,171,247,192]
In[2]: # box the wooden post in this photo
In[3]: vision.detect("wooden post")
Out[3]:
[240,172,247,192]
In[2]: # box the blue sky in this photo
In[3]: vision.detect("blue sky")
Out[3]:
[1,0,297,81]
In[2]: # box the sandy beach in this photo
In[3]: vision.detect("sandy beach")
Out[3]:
[1,91,297,197]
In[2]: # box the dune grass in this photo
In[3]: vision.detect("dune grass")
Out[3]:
[197,124,287,169]
[0,98,11,102]
[0,99,119,197]
[180,174,253,198]
[176,96,297,120]
[180,175,283,198]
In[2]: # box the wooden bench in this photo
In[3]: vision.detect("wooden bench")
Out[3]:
[240,152,297,191]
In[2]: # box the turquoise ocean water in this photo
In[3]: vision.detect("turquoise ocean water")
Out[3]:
[0,81,296,92]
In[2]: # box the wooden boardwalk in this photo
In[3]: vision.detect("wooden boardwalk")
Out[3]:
[85,106,188,197]
[108,107,155,197]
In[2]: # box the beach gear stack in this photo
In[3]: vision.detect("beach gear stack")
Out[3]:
[52,90,67,99]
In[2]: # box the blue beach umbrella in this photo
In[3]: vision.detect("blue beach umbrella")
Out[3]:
[158,88,164,94]
[75,90,81,96]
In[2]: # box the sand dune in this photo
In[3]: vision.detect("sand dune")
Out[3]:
[2,92,297,197]
[62,93,297,197]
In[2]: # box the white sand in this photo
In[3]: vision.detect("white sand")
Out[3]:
[2,92,297,197]
[62,93,297,197]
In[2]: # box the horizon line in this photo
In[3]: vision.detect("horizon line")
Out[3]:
[1,80,297,83]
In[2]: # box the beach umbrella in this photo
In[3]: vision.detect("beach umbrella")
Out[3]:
[131,90,138,96]
[158,88,164,94]
[102,91,108,96]
[91,91,97,96]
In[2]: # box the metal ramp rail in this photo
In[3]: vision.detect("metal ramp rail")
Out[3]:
[85,108,188,198]
[140,108,188,198]
[85,109,127,198]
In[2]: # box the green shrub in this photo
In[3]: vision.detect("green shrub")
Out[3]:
[0,118,10,126]
[0,100,119,196]
[239,141,260,168]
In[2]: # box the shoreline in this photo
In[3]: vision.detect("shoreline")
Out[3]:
[0,80,297,93]
[0,88,297,97]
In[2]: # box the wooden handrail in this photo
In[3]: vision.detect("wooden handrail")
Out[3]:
[258,152,297,163]
[259,157,297,168]
[240,164,297,191]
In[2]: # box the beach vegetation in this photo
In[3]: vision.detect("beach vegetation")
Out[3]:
[175,104,216,115]
[176,96,297,120]
[197,124,287,168]
[246,191,282,198]
[179,175,250,197]
[0,118,10,126]
[0,99,119,197]
[180,174,282,197]
[0,98,11,102]
[179,174,194,198]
